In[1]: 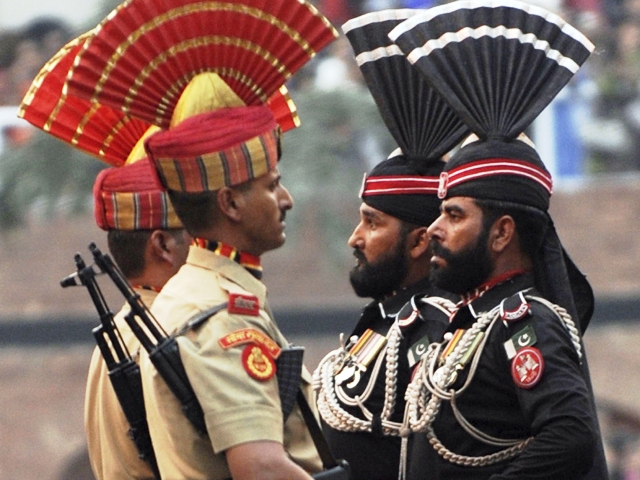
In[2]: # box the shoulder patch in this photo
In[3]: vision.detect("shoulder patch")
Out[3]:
[503,324,537,359]
[511,346,544,389]
[228,292,260,316]
[500,291,531,322]
[407,335,430,368]
[242,343,276,381]
[218,328,281,358]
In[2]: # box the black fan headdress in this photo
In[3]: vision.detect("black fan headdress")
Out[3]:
[389,0,596,329]
[342,9,469,226]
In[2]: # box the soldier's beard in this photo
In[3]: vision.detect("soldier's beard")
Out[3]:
[429,226,493,295]
[349,238,409,301]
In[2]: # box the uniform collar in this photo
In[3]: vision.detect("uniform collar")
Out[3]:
[185,245,267,304]
[133,286,160,306]
[449,272,534,328]
[192,238,262,279]
[353,277,433,336]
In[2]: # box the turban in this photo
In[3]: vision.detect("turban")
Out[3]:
[93,157,182,231]
[145,106,280,193]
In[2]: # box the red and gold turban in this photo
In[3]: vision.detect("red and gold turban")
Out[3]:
[145,106,280,193]
[93,157,182,230]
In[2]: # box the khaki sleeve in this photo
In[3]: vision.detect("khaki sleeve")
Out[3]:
[177,310,284,454]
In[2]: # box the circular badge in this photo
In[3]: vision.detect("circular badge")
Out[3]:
[510,346,544,389]
[242,343,276,381]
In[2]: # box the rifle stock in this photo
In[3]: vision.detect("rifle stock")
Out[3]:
[62,253,160,479]
[90,242,208,437]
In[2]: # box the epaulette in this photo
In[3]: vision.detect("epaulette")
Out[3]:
[499,291,531,323]
[396,296,422,329]
[174,302,228,337]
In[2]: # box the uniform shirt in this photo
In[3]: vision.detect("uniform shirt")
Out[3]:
[141,245,322,479]
[408,273,602,480]
[318,278,452,480]
[84,288,158,480]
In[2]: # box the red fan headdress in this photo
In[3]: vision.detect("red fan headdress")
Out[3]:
[18,32,152,166]
[66,0,338,128]
[342,9,469,226]
[19,32,302,166]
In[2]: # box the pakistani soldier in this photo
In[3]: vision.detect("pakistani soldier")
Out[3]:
[314,9,469,480]
[388,0,609,478]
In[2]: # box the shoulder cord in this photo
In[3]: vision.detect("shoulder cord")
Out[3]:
[525,295,582,360]
[405,295,583,467]
[314,323,404,435]
[313,295,457,438]
[420,296,457,318]
[406,306,533,466]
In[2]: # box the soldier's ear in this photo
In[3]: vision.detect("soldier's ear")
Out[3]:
[149,230,173,263]
[217,187,244,223]
[490,215,516,254]
[407,226,429,260]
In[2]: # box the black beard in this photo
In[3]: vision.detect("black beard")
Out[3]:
[429,226,493,295]
[349,240,409,301]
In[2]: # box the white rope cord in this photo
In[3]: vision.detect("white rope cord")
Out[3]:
[420,296,457,318]
[381,322,401,420]
[406,306,533,466]
[526,295,582,359]
[314,320,406,436]
[405,293,583,467]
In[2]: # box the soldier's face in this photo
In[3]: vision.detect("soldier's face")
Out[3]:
[427,197,493,294]
[347,203,410,299]
[236,168,293,256]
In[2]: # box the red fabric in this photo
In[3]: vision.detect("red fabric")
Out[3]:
[145,106,277,158]
[66,0,338,129]
[97,157,164,194]
[439,158,553,199]
[362,175,439,196]
[19,34,151,166]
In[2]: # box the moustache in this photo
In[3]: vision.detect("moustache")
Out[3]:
[429,240,453,261]
[353,248,366,263]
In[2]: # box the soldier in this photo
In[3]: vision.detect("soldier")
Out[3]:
[313,10,468,479]
[141,105,323,479]
[388,0,609,478]
[85,158,190,480]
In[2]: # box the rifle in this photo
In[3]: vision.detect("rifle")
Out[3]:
[61,253,160,479]
[87,242,208,436]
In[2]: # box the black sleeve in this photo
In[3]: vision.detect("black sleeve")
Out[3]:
[490,305,598,479]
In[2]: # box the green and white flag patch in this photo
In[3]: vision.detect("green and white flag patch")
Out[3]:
[504,324,537,360]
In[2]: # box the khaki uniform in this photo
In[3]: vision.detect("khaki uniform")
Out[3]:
[85,288,158,480]
[141,246,322,479]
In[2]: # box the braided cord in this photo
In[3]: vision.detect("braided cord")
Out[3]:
[525,295,582,359]
[313,320,407,436]
[406,306,532,466]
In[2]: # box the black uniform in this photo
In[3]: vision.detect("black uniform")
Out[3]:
[320,278,453,480]
[408,273,602,480]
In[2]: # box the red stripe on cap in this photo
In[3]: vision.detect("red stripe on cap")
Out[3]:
[438,159,553,199]
[362,175,440,197]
